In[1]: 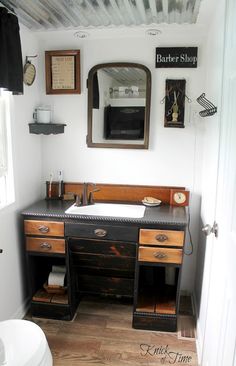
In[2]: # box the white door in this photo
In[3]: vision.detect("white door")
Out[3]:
[201,0,236,364]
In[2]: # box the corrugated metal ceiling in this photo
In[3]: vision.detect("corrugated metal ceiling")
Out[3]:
[103,67,146,85]
[0,0,202,31]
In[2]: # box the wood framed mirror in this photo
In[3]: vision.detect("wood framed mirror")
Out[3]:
[87,62,151,149]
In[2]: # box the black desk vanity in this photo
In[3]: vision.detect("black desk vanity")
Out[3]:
[22,198,188,332]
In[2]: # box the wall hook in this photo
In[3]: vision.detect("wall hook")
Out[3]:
[161,93,192,104]
[196,93,217,117]
[26,55,38,63]
[184,94,192,103]
[160,96,166,104]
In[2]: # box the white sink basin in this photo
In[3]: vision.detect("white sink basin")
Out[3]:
[65,202,145,218]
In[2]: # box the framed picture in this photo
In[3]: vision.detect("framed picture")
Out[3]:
[45,50,81,94]
[164,79,186,128]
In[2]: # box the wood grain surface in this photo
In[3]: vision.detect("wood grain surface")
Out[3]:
[26,237,65,254]
[24,220,64,237]
[64,183,186,204]
[138,247,183,264]
[27,295,198,365]
[139,229,185,247]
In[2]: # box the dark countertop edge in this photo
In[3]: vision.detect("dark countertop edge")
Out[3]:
[21,211,188,226]
[21,199,189,227]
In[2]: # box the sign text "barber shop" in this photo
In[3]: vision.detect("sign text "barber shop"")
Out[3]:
[156,47,198,68]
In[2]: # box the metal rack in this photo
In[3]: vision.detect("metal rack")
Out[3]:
[197,93,217,117]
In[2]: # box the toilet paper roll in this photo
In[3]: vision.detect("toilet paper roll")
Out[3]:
[51,265,66,273]
[48,271,65,287]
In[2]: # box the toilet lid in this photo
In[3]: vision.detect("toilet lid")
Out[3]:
[0,320,50,366]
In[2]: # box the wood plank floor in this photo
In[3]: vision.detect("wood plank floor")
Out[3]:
[28,296,198,366]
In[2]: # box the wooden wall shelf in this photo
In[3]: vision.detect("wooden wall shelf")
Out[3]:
[29,122,66,135]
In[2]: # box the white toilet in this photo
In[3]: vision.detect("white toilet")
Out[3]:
[0,319,53,366]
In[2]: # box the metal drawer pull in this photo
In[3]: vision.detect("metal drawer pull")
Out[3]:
[153,252,167,259]
[94,228,107,237]
[155,234,168,242]
[38,225,49,233]
[40,242,52,250]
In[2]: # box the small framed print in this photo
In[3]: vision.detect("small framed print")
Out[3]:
[45,50,81,94]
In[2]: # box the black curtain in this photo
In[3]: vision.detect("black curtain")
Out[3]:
[0,7,23,93]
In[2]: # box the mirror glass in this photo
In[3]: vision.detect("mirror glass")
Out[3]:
[87,63,151,149]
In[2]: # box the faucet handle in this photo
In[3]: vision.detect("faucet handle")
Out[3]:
[75,194,81,206]
[88,184,100,204]
[88,192,94,205]
[92,183,100,193]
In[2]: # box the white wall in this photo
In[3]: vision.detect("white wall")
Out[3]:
[0,26,42,320]
[34,25,206,292]
[36,28,204,185]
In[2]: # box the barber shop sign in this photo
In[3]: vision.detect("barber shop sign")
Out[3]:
[155,47,198,68]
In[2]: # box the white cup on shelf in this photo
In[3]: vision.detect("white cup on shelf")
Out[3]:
[33,106,51,123]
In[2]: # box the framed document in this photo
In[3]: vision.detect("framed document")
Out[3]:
[45,50,81,94]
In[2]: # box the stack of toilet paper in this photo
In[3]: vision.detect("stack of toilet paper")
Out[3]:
[48,265,66,287]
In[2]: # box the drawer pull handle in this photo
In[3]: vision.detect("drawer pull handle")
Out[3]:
[94,229,107,237]
[153,252,167,259]
[40,242,52,250]
[155,234,168,242]
[38,225,49,233]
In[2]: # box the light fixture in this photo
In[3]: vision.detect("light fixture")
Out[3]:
[145,29,162,36]
[74,31,90,39]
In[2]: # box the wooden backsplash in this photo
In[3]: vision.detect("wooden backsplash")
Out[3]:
[64,182,188,205]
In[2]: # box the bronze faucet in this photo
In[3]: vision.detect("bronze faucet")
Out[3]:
[82,182,99,206]
[74,183,99,206]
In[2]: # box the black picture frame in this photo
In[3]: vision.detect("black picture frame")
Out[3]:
[164,79,186,128]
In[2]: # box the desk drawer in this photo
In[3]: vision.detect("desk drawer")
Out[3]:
[26,237,65,254]
[24,220,64,237]
[139,229,184,247]
[65,222,138,242]
[138,246,183,264]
